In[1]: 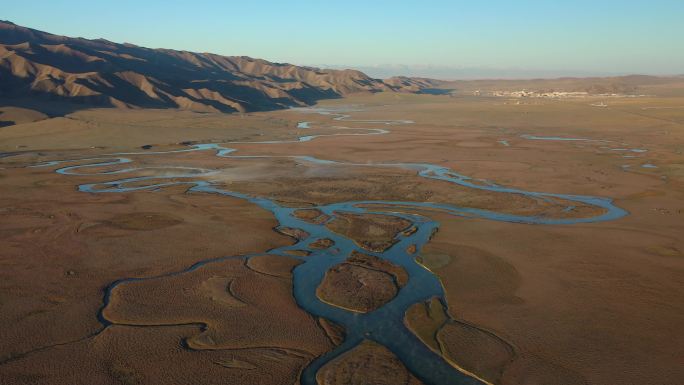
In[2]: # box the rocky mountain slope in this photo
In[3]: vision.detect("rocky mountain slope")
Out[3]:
[0,21,422,114]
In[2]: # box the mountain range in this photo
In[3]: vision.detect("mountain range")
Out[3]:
[0,21,429,114]
[3,20,682,121]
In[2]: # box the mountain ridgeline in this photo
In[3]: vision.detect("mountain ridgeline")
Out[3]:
[0,21,430,114]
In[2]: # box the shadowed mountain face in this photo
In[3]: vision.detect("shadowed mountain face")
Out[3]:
[0,21,423,114]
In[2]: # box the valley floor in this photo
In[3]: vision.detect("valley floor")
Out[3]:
[1,93,683,385]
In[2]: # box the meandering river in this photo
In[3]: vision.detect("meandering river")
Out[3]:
[32,106,627,385]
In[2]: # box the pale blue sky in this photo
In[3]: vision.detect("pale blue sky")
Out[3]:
[3,0,683,77]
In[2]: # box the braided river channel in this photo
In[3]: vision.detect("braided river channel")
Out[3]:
[31,106,627,385]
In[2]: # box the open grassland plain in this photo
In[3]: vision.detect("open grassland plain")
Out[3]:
[1,93,683,385]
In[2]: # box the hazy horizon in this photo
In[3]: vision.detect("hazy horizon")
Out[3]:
[311,64,683,80]
[3,0,684,79]
[2,3,684,385]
